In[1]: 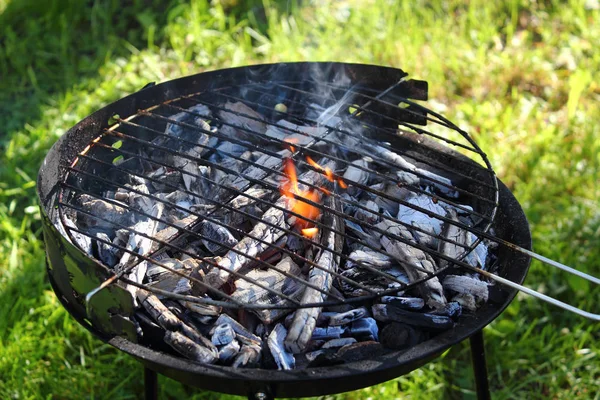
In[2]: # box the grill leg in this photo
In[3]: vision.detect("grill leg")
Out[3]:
[144,367,158,400]
[470,330,491,400]
[249,391,274,400]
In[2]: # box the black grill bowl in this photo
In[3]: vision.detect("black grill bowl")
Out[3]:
[38,62,531,398]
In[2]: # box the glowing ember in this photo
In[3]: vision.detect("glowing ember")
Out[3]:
[306,155,348,189]
[301,227,319,238]
[283,137,298,153]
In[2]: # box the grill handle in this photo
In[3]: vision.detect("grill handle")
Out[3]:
[468,257,599,321]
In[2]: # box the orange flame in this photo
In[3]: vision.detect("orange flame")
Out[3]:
[306,156,348,188]
[281,158,321,237]
[283,137,298,153]
[306,156,335,182]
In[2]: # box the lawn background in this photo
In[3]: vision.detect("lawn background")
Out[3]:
[0,0,599,398]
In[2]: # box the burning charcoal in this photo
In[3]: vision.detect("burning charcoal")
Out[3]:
[199,220,237,255]
[451,293,478,312]
[338,265,408,298]
[355,200,380,225]
[268,324,295,370]
[164,331,217,364]
[215,314,261,346]
[218,102,266,142]
[148,167,181,192]
[237,309,260,334]
[304,340,326,352]
[227,149,291,193]
[254,324,268,339]
[432,301,462,320]
[372,304,454,330]
[94,232,118,267]
[306,341,386,368]
[138,290,217,355]
[227,187,273,210]
[203,196,290,289]
[230,255,304,324]
[158,104,212,151]
[336,341,386,362]
[286,233,306,252]
[380,296,425,311]
[232,344,262,368]
[147,258,193,296]
[120,203,164,300]
[284,196,344,354]
[275,119,330,147]
[379,323,425,350]
[164,190,191,205]
[397,193,448,248]
[346,248,392,269]
[221,187,276,227]
[465,232,489,269]
[60,216,92,253]
[373,183,411,216]
[343,220,381,249]
[322,338,357,349]
[437,209,468,270]
[114,189,129,202]
[324,286,354,313]
[173,156,201,195]
[342,158,371,195]
[304,349,331,363]
[216,141,248,158]
[188,313,217,327]
[395,170,420,186]
[205,160,336,290]
[218,339,241,363]
[211,323,236,346]
[150,214,197,252]
[348,317,378,341]
[340,192,357,216]
[366,144,458,198]
[376,218,447,309]
[264,125,288,141]
[322,307,368,326]
[310,326,345,341]
[137,290,182,330]
[78,195,129,229]
[442,275,489,303]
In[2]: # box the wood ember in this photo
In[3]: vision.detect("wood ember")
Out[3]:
[376,218,447,310]
[68,99,498,370]
[203,160,337,290]
[284,196,344,354]
[230,255,304,324]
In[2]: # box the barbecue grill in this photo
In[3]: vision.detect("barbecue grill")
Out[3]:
[37,62,599,399]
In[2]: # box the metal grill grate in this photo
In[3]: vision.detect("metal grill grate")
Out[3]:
[57,79,503,312]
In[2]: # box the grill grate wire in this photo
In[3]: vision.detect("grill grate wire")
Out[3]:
[55,79,599,320]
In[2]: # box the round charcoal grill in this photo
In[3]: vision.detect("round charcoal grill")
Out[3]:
[37,63,598,399]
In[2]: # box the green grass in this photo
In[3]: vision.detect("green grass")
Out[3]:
[1,0,599,398]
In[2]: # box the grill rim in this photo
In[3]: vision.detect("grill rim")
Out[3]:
[38,62,532,397]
